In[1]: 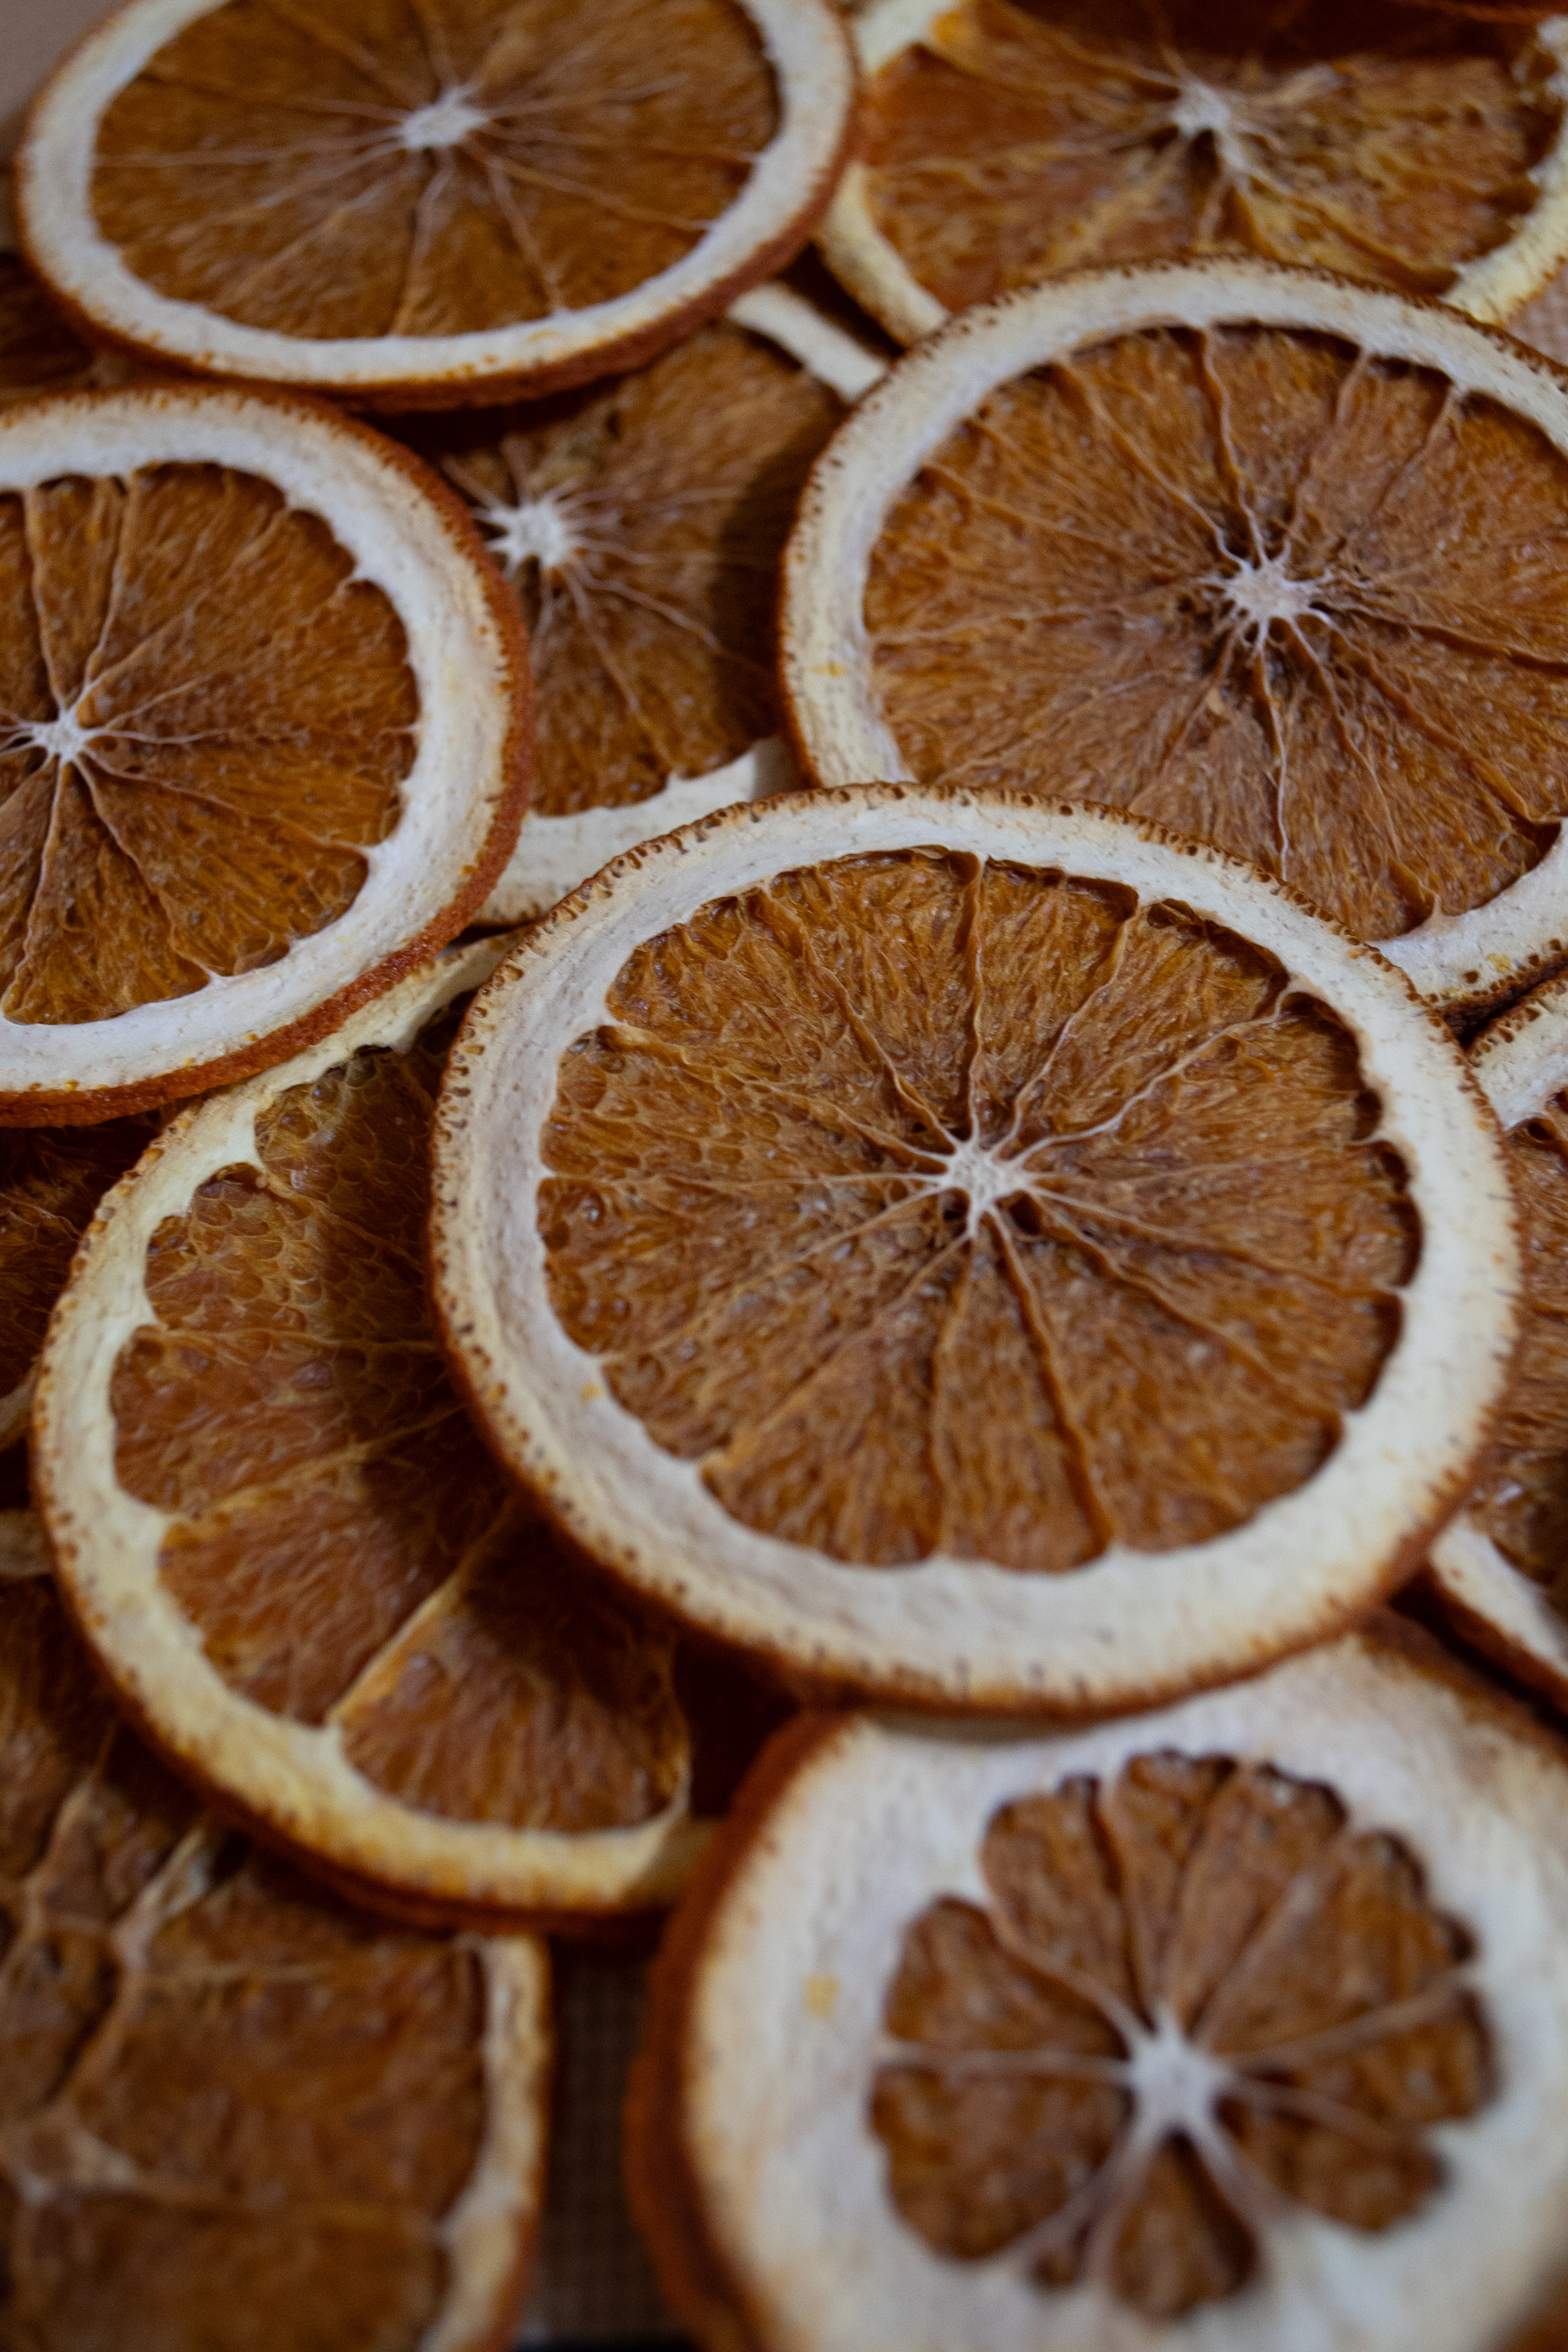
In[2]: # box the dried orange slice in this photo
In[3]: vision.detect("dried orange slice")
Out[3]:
[35,941,706,1928]
[399,284,886,926]
[784,260,1568,1010]
[0,1531,550,2351]
[1426,968,1568,1708]
[16,0,857,412]
[430,787,1518,1714]
[0,382,527,1125]
[1,1108,158,1447]
[819,1,1568,347]
[629,1621,1568,2351]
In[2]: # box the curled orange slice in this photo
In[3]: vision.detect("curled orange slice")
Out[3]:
[0,1531,550,2352]
[17,0,857,409]
[35,941,708,1929]
[784,260,1568,1009]
[0,383,527,1124]
[629,1624,1568,2351]
[819,0,1568,345]
[400,283,886,925]
[430,787,1518,1714]
[1426,968,1568,1708]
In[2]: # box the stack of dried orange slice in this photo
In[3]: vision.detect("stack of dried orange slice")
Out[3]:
[17,1,1568,2347]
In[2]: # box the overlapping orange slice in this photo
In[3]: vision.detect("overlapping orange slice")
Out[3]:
[36,942,708,1929]
[784,260,1568,1009]
[0,382,528,1123]
[1426,967,1568,1708]
[819,0,1568,346]
[399,282,886,924]
[0,1526,550,2351]
[1,1108,157,1446]
[17,0,857,409]
[629,1622,1568,2351]
[430,787,1518,1714]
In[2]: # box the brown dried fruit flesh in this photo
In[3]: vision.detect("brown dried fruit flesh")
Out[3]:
[0,460,411,1027]
[37,946,705,1927]
[17,0,857,406]
[0,254,95,405]
[870,324,1568,943]
[543,848,1413,1568]
[630,1633,1568,2352]
[784,271,1568,1006]
[433,791,1515,1713]
[1464,1102,1568,1589]
[0,387,526,1126]
[874,1753,1488,2319]
[90,0,776,341]
[403,318,842,819]
[1425,970,1568,1712]
[0,1113,158,1445]
[838,0,1566,333]
[0,1563,549,2352]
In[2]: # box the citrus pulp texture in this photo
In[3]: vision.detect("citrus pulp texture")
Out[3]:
[36,945,706,1930]
[0,384,528,1123]
[629,1626,1568,2352]
[820,0,1568,346]
[430,788,1519,1712]
[397,286,885,924]
[783,261,1568,1009]
[0,1110,158,1447]
[1427,967,1568,1707]
[16,0,858,407]
[0,1538,550,2352]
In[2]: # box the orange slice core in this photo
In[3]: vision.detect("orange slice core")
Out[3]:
[873,1750,1490,2319]
[865,320,1568,944]
[1,460,415,1025]
[862,0,1560,312]
[541,847,1413,1567]
[91,0,779,339]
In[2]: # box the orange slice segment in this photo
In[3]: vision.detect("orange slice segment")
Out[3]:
[35,941,706,1928]
[630,1623,1568,2352]
[0,383,527,1124]
[1426,968,1568,1708]
[17,0,857,410]
[0,1108,158,1446]
[0,1538,550,2352]
[820,1,1568,346]
[399,284,886,925]
[429,787,1518,1714]
[784,260,1568,1010]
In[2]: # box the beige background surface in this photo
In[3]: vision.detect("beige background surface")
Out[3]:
[2,0,108,155]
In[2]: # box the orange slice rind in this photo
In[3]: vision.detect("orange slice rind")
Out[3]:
[430,786,1519,1714]
[0,1535,551,2352]
[35,940,708,1929]
[783,259,1568,1010]
[0,382,528,1124]
[1427,967,1568,1707]
[427,282,887,927]
[819,1,1568,345]
[629,1623,1568,2352]
[16,0,858,410]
